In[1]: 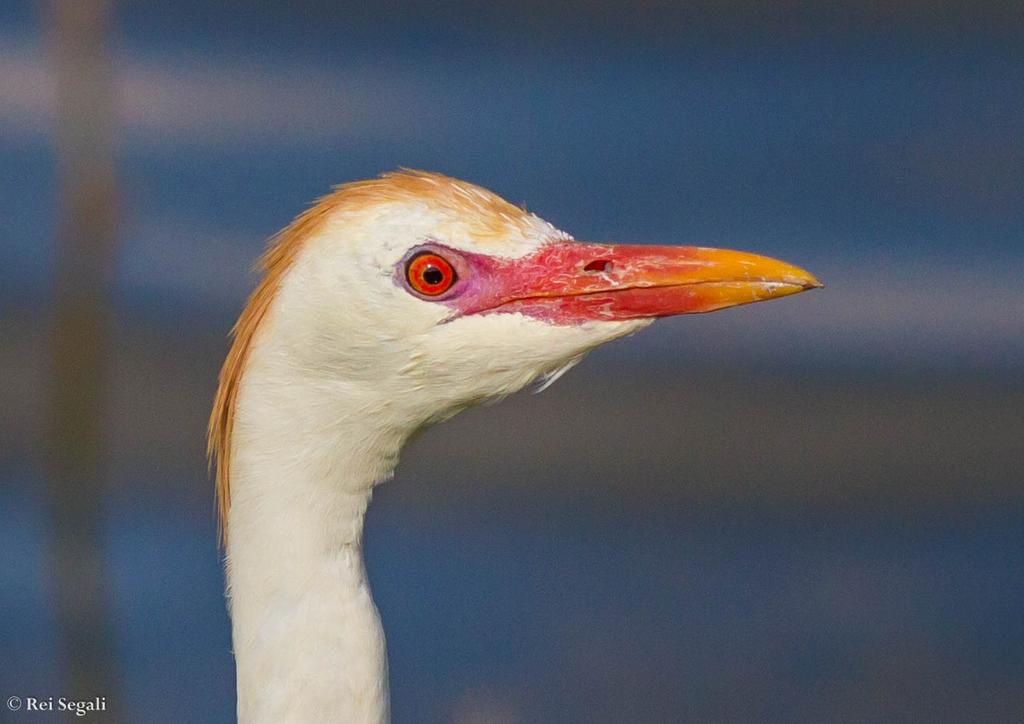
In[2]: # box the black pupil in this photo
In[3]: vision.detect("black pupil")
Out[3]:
[422,265,444,286]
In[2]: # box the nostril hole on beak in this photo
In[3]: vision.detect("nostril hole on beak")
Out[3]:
[583,259,612,273]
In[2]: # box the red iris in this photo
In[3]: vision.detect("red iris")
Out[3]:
[406,252,456,296]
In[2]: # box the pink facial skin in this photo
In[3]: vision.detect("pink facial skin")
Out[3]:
[398,241,821,326]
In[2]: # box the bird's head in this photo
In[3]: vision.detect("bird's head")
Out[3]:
[210,171,820,525]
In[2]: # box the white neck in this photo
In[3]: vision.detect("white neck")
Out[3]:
[225,339,407,724]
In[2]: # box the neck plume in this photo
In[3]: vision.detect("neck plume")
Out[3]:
[225,332,402,723]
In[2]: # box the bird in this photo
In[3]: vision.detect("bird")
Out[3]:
[208,170,821,723]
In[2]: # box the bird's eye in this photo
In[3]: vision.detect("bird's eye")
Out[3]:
[405,252,457,296]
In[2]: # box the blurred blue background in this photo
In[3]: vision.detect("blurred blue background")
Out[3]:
[1,1,1022,722]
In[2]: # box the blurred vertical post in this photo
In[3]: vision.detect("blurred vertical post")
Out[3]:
[47,0,119,718]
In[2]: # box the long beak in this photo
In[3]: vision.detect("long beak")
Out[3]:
[460,242,822,323]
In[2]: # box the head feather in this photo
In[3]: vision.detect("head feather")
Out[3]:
[207,170,534,541]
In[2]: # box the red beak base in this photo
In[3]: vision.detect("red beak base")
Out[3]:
[451,241,821,325]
